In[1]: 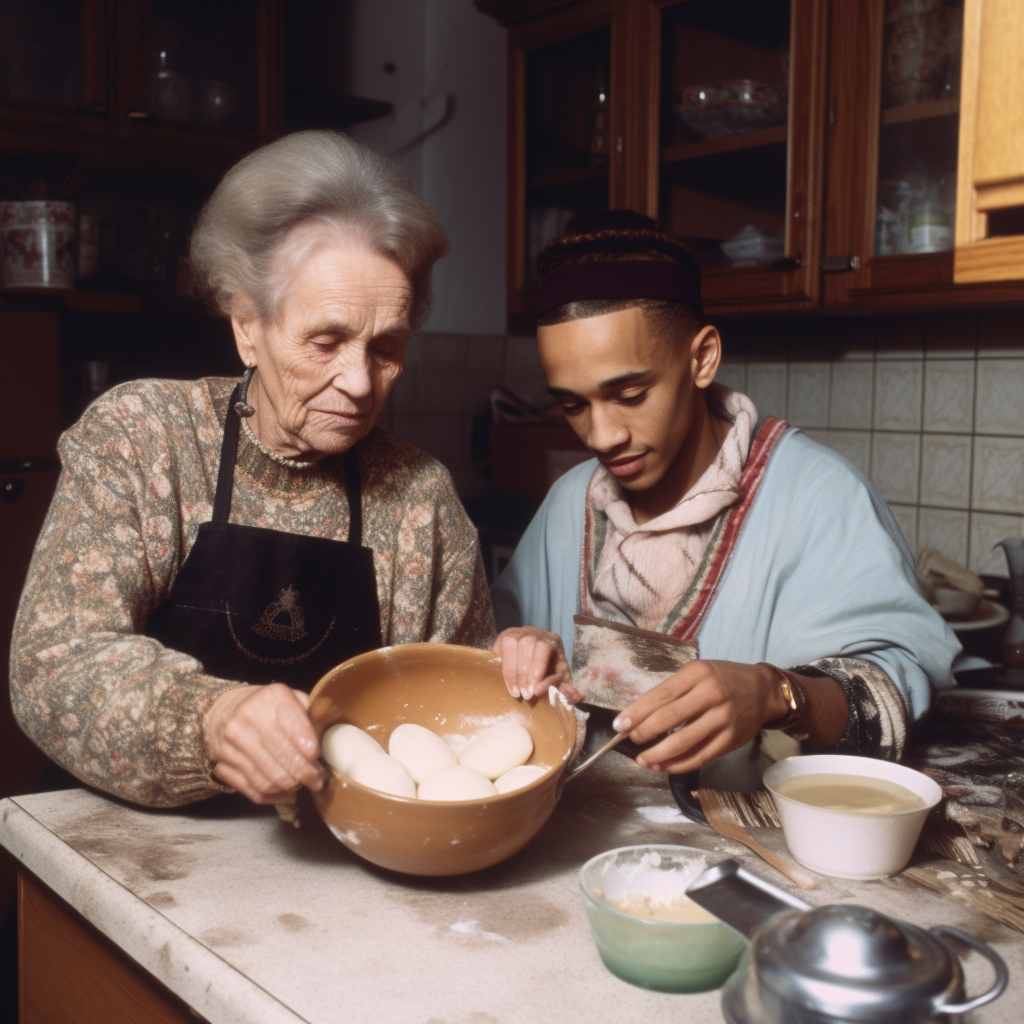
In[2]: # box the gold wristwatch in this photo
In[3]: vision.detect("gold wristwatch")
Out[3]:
[760,664,808,734]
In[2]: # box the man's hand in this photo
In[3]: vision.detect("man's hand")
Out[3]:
[492,626,583,702]
[612,660,790,774]
[204,684,325,804]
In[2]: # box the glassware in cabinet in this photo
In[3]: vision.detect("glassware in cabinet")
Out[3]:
[655,0,825,312]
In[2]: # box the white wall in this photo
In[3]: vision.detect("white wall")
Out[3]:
[347,0,507,335]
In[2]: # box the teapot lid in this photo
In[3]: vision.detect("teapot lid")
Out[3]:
[754,905,960,1019]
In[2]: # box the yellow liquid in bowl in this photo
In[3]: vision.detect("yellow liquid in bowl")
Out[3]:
[603,893,717,924]
[774,773,927,814]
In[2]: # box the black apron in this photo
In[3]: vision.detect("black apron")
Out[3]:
[145,384,383,691]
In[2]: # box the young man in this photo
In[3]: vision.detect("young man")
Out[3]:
[491,211,957,791]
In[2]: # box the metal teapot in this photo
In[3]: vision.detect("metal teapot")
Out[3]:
[686,859,1008,1024]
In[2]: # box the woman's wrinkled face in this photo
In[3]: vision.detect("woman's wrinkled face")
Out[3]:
[232,227,413,461]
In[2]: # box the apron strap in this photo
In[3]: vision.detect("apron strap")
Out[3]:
[345,447,362,546]
[212,383,244,524]
[212,381,364,543]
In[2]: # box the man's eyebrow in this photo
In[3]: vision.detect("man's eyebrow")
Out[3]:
[598,369,653,389]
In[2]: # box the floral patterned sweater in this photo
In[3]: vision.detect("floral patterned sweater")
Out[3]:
[10,377,495,808]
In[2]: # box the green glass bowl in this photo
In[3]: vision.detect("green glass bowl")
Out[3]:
[579,844,746,993]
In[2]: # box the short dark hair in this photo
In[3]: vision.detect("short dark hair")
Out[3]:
[535,210,704,343]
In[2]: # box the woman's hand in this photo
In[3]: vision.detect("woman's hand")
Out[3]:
[492,626,583,702]
[612,660,790,774]
[204,683,325,804]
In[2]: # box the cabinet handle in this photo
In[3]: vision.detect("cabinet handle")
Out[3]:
[78,102,108,116]
[2,477,26,504]
[769,256,802,272]
[126,110,150,120]
[819,255,861,273]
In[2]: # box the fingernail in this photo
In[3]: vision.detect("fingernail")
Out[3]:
[510,686,520,699]
[636,755,648,768]
[613,716,631,732]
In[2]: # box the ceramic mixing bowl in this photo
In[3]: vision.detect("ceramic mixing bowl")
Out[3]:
[307,643,577,876]
[764,754,943,880]
[579,845,746,993]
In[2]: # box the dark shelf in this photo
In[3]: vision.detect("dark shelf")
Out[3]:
[285,94,394,132]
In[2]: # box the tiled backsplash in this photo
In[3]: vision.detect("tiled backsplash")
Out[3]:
[383,309,1024,576]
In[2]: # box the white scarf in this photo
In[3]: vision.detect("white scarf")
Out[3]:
[588,384,757,631]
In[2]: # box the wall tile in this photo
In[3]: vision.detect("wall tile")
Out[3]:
[715,362,747,393]
[888,503,918,553]
[917,507,969,566]
[802,428,830,447]
[876,316,925,359]
[787,362,831,428]
[873,360,923,431]
[975,360,1024,435]
[746,363,788,419]
[506,335,544,376]
[969,512,1023,575]
[972,435,1024,514]
[416,369,463,414]
[922,360,974,433]
[978,310,1024,358]
[418,333,467,367]
[830,318,875,360]
[505,372,549,405]
[919,434,971,508]
[465,335,507,371]
[829,362,874,429]
[826,429,872,476]
[925,311,976,358]
[461,369,500,415]
[871,432,921,504]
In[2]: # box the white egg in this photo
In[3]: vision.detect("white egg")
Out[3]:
[346,750,417,799]
[388,723,458,783]
[494,764,549,794]
[417,764,498,802]
[458,722,534,780]
[321,723,384,776]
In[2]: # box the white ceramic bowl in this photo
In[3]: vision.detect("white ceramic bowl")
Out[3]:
[763,754,942,880]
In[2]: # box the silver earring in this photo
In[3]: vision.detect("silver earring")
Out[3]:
[234,366,255,418]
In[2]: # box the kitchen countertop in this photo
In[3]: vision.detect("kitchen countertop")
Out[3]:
[2,754,1022,1024]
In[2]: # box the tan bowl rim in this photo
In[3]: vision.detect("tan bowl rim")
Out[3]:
[763,756,943,818]
[325,760,561,806]
[578,844,727,931]
[310,642,574,808]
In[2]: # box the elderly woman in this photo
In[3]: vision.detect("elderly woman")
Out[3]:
[10,131,494,809]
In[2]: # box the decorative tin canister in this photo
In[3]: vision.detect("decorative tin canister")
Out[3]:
[1,201,76,288]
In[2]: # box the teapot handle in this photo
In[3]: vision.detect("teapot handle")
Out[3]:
[930,926,1009,1014]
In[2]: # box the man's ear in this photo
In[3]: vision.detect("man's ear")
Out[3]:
[690,324,722,390]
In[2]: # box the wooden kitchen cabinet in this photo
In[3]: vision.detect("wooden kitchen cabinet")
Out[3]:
[954,0,1024,284]
[479,0,1024,326]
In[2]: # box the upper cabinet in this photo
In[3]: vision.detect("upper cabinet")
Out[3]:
[0,0,109,148]
[115,0,284,172]
[954,0,1024,284]
[479,0,1024,327]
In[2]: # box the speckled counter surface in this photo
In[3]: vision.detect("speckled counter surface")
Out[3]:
[2,755,1022,1024]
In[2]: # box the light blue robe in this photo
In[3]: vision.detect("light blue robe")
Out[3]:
[493,428,959,784]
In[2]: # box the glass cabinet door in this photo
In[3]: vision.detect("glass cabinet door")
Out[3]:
[0,0,107,139]
[655,0,823,311]
[145,0,260,132]
[874,0,962,261]
[117,0,283,153]
[510,9,614,327]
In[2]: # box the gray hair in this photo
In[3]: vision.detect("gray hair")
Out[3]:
[191,131,449,326]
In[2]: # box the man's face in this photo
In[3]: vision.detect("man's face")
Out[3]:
[537,306,712,493]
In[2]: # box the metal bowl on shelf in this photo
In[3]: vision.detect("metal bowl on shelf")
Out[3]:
[674,79,787,140]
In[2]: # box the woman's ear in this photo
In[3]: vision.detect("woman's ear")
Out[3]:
[230,295,260,368]
[690,324,722,390]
